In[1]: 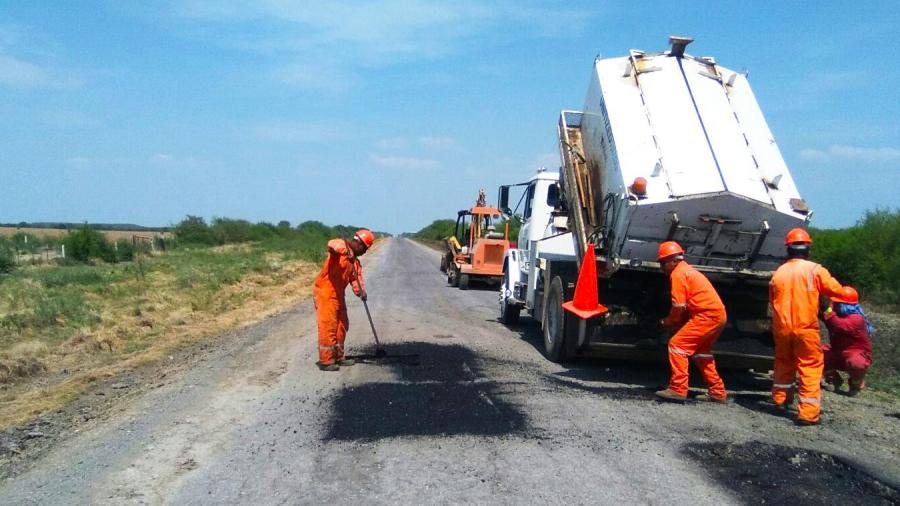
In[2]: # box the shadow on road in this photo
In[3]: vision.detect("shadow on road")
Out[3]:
[507,318,777,402]
[680,441,899,504]
[323,342,528,442]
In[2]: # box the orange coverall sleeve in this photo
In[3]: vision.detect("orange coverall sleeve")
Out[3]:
[814,265,844,300]
[328,239,365,296]
[663,267,688,328]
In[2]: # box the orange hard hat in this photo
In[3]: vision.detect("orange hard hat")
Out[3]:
[784,227,812,245]
[354,229,375,248]
[832,286,859,304]
[657,241,685,261]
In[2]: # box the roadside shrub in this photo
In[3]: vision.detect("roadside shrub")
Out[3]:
[812,209,899,305]
[414,219,457,241]
[115,240,135,262]
[0,241,14,273]
[63,225,116,263]
[209,218,253,244]
[174,215,214,245]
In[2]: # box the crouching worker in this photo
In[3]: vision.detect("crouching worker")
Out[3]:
[823,286,874,396]
[314,229,375,371]
[655,242,728,403]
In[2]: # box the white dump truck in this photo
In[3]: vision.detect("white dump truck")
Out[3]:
[499,37,811,368]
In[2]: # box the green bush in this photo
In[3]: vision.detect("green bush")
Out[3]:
[174,215,214,245]
[0,241,14,273]
[414,219,457,241]
[63,225,116,263]
[811,209,899,305]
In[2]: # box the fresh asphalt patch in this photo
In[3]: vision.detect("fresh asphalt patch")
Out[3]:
[323,342,529,442]
[682,441,900,504]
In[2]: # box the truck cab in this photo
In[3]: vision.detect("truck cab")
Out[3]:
[498,168,573,323]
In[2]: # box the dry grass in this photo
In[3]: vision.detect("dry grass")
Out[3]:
[0,227,171,242]
[0,250,319,428]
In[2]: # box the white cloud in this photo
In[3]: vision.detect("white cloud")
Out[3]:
[0,53,49,87]
[0,25,85,89]
[370,154,439,171]
[799,144,900,163]
[168,1,591,93]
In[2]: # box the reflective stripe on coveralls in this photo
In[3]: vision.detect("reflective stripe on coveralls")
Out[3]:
[314,239,364,365]
[769,258,844,422]
[664,261,727,399]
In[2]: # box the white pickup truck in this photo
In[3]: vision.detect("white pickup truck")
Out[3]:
[498,37,811,368]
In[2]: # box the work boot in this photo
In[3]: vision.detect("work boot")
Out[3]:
[337,358,355,367]
[655,389,686,403]
[795,418,820,427]
[317,362,340,372]
[695,393,728,403]
[823,371,843,392]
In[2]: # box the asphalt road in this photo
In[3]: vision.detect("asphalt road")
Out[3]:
[1,237,898,505]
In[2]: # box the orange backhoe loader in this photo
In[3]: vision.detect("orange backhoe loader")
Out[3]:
[439,189,509,290]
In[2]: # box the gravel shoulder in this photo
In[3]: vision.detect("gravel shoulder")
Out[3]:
[0,237,897,505]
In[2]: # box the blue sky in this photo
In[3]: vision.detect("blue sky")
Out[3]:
[1,1,897,233]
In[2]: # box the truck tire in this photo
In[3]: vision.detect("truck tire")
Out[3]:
[440,254,450,273]
[459,273,470,290]
[543,276,576,362]
[500,269,520,324]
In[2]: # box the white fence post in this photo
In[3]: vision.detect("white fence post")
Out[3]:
[61,244,66,259]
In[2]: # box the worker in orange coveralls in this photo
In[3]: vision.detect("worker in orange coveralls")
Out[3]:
[769,228,846,425]
[822,286,874,397]
[654,241,728,404]
[314,229,375,371]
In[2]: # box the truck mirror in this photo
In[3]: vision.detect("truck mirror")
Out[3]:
[498,186,510,215]
[547,184,560,207]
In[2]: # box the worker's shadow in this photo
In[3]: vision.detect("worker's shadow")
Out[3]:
[322,341,528,442]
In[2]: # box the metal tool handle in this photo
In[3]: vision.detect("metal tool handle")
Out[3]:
[362,298,381,349]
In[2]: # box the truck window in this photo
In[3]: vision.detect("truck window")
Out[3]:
[523,184,536,219]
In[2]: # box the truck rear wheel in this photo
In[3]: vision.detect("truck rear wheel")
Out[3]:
[459,274,470,290]
[544,276,576,362]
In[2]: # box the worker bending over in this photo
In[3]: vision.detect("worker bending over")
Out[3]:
[314,229,375,371]
[655,241,728,403]
[823,286,874,397]
[769,228,846,425]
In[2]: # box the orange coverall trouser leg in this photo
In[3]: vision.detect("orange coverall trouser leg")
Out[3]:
[667,314,727,399]
[315,293,349,365]
[772,329,823,422]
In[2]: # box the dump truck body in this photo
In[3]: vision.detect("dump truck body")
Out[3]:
[501,37,810,367]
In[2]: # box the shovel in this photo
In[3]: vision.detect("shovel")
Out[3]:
[361,297,387,358]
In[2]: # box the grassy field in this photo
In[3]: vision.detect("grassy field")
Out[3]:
[0,239,324,428]
[0,227,171,243]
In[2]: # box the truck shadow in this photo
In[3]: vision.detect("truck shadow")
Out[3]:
[680,441,899,504]
[323,342,528,442]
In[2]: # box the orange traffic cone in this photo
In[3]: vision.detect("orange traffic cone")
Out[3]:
[561,243,609,319]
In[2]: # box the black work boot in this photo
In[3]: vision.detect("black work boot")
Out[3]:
[338,358,355,367]
[317,362,340,372]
